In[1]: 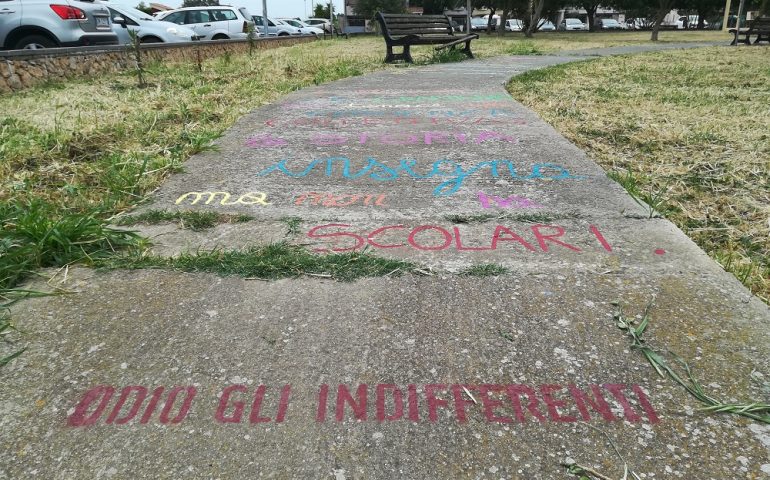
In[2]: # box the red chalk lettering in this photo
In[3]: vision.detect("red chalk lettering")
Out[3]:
[603,384,642,422]
[316,384,329,422]
[67,385,115,427]
[407,384,420,422]
[276,385,291,423]
[568,384,616,422]
[491,226,537,252]
[246,134,287,148]
[632,385,660,423]
[478,384,513,423]
[425,384,449,422]
[539,384,578,422]
[295,192,326,206]
[376,384,404,422]
[307,224,365,253]
[106,386,148,425]
[453,226,494,251]
[249,385,271,423]
[506,385,546,423]
[531,225,581,252]
[335,384,368,421]
[368,225,406,249]
[215,385,248,424]
[325,194,362,207]
[589,225,613,252]
[140,386,165,424]
[451,384,477,423]
[407,225,452,251]
[159,386,196,424]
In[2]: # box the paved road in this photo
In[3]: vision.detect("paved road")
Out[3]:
[4,43,769,479]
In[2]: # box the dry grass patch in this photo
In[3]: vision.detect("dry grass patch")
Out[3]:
[507,46,770,301]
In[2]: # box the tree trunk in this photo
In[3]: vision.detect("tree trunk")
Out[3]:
[487,6,495,33]
[650,2,670,41]
[525,0,546,37]
[499,9,509,36]
[586,6,597,31]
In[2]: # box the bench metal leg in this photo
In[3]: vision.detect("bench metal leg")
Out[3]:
[462,40,473,58]
[384,44,413,63]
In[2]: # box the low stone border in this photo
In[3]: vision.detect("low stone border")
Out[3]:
[0,35,316,93]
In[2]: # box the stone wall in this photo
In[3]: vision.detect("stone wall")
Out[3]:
[0,36,315,93]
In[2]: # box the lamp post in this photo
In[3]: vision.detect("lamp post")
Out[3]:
[262,0,268,37]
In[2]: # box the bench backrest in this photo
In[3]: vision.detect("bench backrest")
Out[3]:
[748,16,770,32]
[376,13,454,40]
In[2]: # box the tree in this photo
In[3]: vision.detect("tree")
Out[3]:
[354,0,407,19]
[313,2,334,18]
[135,2,153,14]
[181,0,219,6]
[418,0,463,14]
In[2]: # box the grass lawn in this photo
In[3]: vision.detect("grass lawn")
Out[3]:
[507,46,770,301]
[3,30,762,300]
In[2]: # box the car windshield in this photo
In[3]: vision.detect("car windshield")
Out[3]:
[604,19,618,24]
[283,19,302,27]
[116,7,156,21]
[239,7,251,19]
[471,18,486,25]
[566,19,582,24]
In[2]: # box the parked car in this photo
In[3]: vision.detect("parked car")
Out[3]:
[0,0,117,50]
[505,19,523,31]
[101,4,198,44]
[252,16,299,36]
[537,20,556,31]
[678,15,708,28]
[277,18,324,36]
[470,17,488,31]
[599,18,626,30]
[303,17,331,33]
[558,18,588,31]
[156,5,253,40]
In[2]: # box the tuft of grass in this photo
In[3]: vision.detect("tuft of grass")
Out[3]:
[445,213,497,224]
[282,216,302,236]
[461,264,509,276]
[614,301,770,424]
[0,306,26,368]
[97,243,419,282]
[429,48,468,64]
[498,329,515,342]
[0,200,145,293]
[606,170,672,219]
[506,40,543,55]
[115,210,252,231]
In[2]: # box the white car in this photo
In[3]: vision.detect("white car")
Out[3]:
[277,18,324,36]
[252,15,299,36]
[156,6,254,40]
[303,17,331,33]
[559,18,588,31]
[103,4,198,44]
[505,19,523,31]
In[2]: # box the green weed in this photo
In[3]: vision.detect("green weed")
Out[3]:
[506,41,543,55]
[461,264,509,276]
[115,210,252,231]
[97,243,419,282]
[614,301,770,424]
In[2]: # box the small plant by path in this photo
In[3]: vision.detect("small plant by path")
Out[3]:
[614,300,770,424]
[115,210,252,231]
[0,306,25,368]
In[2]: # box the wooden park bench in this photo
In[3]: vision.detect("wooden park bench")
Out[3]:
[729,16,770,45]
[376,13,479,63]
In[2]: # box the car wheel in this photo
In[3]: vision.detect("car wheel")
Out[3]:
[14,34,56,50]
[278,32,288,36]
[212,34,229,40]
[140,36,162,43]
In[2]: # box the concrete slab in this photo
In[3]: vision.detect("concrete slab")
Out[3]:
[3,44,769,479]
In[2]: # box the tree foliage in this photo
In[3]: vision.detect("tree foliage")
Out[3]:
[313,2,334,18]
[354,0,407,18]
[181,0,219,6]
[135,2,153,14]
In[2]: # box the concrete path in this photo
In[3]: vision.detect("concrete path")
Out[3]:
[4,44,769,479]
